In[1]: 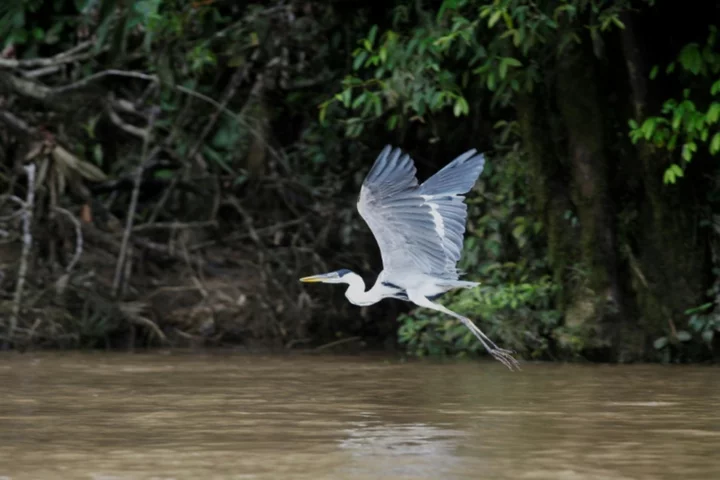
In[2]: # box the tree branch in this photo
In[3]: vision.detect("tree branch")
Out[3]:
[7,163,36,346]
[112,108,159,298]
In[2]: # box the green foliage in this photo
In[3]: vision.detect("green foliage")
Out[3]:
[321,0,641,140]
[318,16,474,139]
[0,0,75,49]
[629,26,720,184]
[653,300,719,362]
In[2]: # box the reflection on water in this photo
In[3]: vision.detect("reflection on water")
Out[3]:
[1,352,719,479]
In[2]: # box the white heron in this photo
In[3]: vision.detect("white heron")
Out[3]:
[300,145,520,370]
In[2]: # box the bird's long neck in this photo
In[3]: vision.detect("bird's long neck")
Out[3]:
[343,272,383,306]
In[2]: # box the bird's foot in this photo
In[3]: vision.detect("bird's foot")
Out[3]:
[489,347,521,371]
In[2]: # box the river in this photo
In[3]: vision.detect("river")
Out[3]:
[1,352,719,479]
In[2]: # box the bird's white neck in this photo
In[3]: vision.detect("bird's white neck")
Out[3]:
[343,272,384,306]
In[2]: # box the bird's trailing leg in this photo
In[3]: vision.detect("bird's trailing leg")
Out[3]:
[411,294,521,371]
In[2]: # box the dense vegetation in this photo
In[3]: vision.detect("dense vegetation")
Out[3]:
[0,0,718,364]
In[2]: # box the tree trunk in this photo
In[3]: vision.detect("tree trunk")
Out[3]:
[554,44,623,356]
[619,12,709,359]
[516,93,574,305]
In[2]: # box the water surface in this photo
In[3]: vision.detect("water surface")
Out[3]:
[1,352,719,479]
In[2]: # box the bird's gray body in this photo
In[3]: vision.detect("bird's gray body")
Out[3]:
[300,145,520,370]
[357,145,484,299]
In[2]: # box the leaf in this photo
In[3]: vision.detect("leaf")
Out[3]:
[641,118,656,140]
[702,329,714,344]
[649,65,659,80]
[681,143,694,161]
[52,145,107,181]
[611,16,625,29]
[712,79,720,95]
[453,97,469,117]
[678,43,702,75]
[352,51,368,70]
[153,169,174,179]
[387,114,398,130]
[676,330,692,342]
[707,103,720,123]
[671,163,684,178]
[499,57,521,79]
[351,91,367,109]
[318,102,328,124]
[663,164,683,184]
[368,25,378,47]
[488,10,502,28]
[653,336,668,350]
[710,132,720,155]
[372,94,382,117]
[341,88,352,108]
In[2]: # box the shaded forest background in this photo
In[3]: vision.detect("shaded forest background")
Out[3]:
[0,0,718,364]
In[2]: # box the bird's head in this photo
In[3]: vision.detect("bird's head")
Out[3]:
[299,268,354,284]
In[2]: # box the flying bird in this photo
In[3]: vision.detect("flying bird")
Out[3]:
[300,145,519,370]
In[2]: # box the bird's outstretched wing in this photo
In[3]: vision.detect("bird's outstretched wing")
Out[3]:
[357,145,485,279]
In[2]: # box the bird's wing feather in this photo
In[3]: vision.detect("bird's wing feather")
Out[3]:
[418,148,486,276]
[357,145,486,279]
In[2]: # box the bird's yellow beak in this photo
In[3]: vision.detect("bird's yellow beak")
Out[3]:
[299,275,323,283]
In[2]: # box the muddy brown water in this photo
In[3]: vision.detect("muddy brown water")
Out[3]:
[1,352,719,479]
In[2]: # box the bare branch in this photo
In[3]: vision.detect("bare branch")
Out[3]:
[21,65,63,78]
[8,163,36,345]
[54,207,83,273]
[112,108,159,298]
[132,220,217,233]
[0,110,38,135]
[107,104,149,140]
[0,41,95,69]
[148,65,249,222]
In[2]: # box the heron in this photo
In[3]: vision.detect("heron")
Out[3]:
[300,145,520,371]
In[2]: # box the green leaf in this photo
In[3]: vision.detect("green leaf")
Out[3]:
[387,114,399,130]
[671,163,684,178]
[710,132,720,155]
[488,10,502,28]
[341,89,352,108]
[379,46,387,64]
[663,164,684,184]
[372,94,382,117]
[653,336,668,350]
[512,224,525,239]
[678,43,702,75]
[641,118,656,140]
[676,330,692,342]
[649,65,659,80]
[702,329,714,344]
[707,103,720,123]
[368,25,378,47]
[453,97,469,117]
[681,143,694,161]
[487,72,496,90]
[711,80,720,95]
[351,91,367,110]
[153,169,174,179]
[353,51,368,70]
